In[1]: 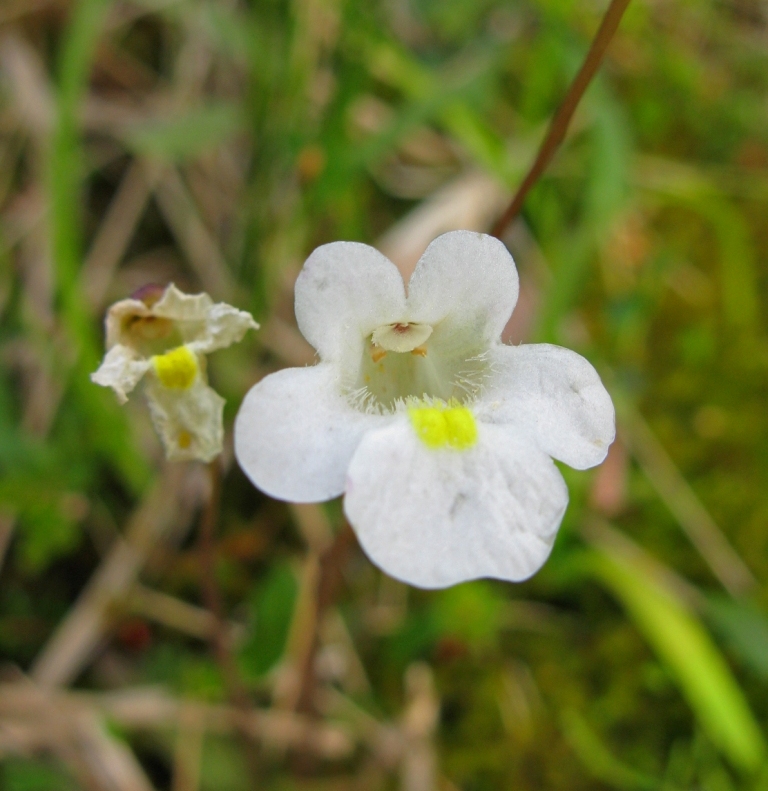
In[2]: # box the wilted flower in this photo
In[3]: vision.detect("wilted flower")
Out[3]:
[92,284,258,462]
[235,232,614,588]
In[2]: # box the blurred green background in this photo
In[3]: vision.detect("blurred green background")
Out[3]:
[1,0,768,789]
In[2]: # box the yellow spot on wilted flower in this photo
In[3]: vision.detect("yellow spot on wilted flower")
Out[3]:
[408,401,478,450]
[152,345,197,389]
[177,430,192,449]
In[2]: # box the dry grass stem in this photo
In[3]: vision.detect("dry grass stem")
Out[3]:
[126,584,221,642]
[620,406,757,598]
[400,663,439,791]
[82,160,159,310]
[31,464,203,686]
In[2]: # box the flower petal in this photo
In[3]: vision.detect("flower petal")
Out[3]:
[406,231,519,352]
[145,375,225,462]
[235,364,386,503]
[294,242,407,365]
[187,302,259,354]
[344,418,568,589]
[91,345,151,403]
[153,283,214,323]
[154,284,258,352]
[478,344,615,470]
[105,298,152,348]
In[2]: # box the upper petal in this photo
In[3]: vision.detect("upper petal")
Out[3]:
[91,345,151,403]
[154,284,258,352]
[477,344,615,470]
[406,231,519,351]
[294,242,407,365]
[104,284,257,355]
[344,418,568,589]
[153,283,214,323]
[187,302,259,354]
[105,298,153,349]
[235,363,386,503]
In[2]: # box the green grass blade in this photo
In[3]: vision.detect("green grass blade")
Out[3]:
[588,546,766,773]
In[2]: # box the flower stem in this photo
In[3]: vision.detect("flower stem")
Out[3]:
[491,0,632,238]
[294,522,357,716]
[198,461,260,786]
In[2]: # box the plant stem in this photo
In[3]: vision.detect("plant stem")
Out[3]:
[198,461,260,787]
[294,522,357,716]
[491,0,632,238]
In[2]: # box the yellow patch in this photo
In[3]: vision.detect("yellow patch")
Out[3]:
[408,402,478,450]
[177,430,192,449]
[152,345,198,389]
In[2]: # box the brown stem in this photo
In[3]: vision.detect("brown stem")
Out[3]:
[294,522,357,716]
[198,461,245,702]
[491,0,632,238]
[198,461,259,786]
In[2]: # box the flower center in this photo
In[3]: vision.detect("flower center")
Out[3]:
[351,321,490,413]
[152,345,198,389]
[408,401,478,450]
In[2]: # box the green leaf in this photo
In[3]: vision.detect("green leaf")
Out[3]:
[588,547,766,773]
[705,596,768,679]
[240,563,298,679]
[691,195,758,331]
[125,104,244,161]
[561,708,683,791]
[1,758,77,791]
[434,580,505,651]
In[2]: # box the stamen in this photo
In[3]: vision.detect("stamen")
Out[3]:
[370,344,387,363]
[410,345,428,357]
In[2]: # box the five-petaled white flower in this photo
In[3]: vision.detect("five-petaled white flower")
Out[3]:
[235,231,614,589]
[92,283,258,462]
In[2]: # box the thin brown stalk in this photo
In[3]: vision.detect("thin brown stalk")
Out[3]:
[198,462,248,706]
[294,522,357,716]
[197,461,260,788]
[491,0,632,238]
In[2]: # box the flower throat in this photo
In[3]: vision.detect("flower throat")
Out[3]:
[351,321,490,413]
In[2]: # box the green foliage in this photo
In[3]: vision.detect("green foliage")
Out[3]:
[706,596,768,679]
[2,0,768,788]
[126,104,244,161]
[0,759,77,791]
[561,708,683,791]
[240,562,298,679]
[589,547,766,774]
[433,581,505,652]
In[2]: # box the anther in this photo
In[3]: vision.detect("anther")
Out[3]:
[371,345,387,363]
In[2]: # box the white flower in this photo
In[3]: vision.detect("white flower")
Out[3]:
[235,231,614,589]
[92,283,258,462]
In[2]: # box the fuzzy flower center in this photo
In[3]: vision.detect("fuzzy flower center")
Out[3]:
[408,401,478,450]
[351,321,491,413]
[152,345,198,389]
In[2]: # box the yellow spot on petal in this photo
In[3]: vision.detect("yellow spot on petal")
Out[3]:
[178,430,192,449]
[152,345,198,389]
[371,345,387,363]
[408,402,477,450]
[410,345,428,357]
[409,407,447,448]
[443,407,478,449]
